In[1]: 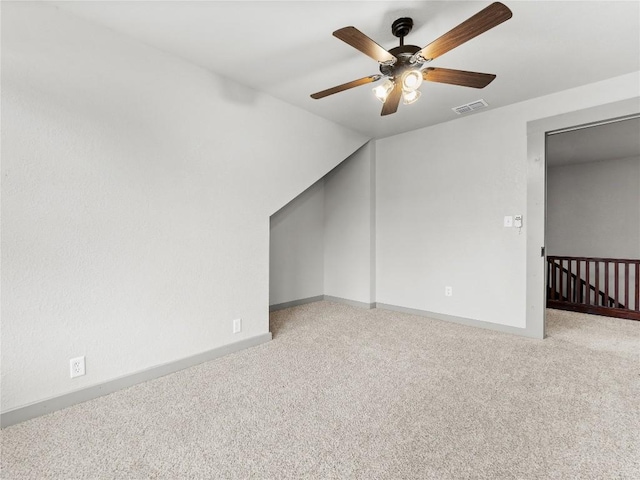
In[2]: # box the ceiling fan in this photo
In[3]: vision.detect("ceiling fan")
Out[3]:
[310,2,512,116]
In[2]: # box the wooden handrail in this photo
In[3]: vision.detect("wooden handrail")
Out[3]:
[548,255,639,263]
[547,256,639,321]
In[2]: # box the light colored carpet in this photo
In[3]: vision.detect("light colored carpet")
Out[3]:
[546,308,639,362]
[1,302,639,479]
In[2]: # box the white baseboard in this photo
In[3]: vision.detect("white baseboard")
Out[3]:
[1,333,272,428]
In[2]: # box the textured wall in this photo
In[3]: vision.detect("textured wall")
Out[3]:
[376,74,640,328]
[269,180,325,306]
[547,156,640,258]
[1,2,366,411]
[324,142,376,304]
[269,142,376,306]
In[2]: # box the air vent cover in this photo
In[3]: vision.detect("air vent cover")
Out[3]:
[452,99,488,115]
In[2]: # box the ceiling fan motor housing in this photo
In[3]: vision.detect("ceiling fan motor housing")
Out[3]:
[380,18,426,79]
[379,44,424,78]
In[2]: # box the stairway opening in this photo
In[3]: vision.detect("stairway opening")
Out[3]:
[545,115,640,321]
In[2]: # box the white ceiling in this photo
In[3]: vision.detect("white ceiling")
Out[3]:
[53,1,640,139]
[547,117,640,167]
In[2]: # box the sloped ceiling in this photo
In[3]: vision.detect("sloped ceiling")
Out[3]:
[53,1,640,139]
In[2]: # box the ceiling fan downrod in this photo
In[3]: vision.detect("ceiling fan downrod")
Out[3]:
[379,18,424,78]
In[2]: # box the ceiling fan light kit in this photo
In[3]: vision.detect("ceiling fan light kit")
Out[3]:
[373,79,395,103]
[402,89,421,105]
[310,2,513,116]
[401,69,423,91]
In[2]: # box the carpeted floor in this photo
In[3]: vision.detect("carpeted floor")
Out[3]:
[1,302,639,479]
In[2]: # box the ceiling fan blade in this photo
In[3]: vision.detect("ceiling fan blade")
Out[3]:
[310,74,382,99]
[333,26,397,64]
[417,2,512,61]
[381,82,402,116]
[423,67,496,88]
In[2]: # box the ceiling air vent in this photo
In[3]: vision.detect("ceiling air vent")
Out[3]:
[452,99,488,115]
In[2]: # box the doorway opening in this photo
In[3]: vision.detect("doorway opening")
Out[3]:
[526,98,639,339]
[545,115,640,321]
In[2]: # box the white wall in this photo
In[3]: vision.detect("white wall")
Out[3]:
[324,142,376,305]
[269,142,376,306]
[269,180,325,306]
[1,2,367,412]
[376,73,640,328]
[547,156,640,258]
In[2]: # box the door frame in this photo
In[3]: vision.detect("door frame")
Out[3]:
[526,97,640,339]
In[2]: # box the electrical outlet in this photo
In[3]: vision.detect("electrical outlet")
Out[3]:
[233,318,242,334]
[445,286,453,297]
[70,356,85,378]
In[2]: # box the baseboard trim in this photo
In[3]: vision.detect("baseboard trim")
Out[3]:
[1,332,272,429]
[323,295,375,310]
[269,295,376,312]
[375,303,542,339]
[269,295,324,312]
[269,295,375,311]
[270,298,539,337]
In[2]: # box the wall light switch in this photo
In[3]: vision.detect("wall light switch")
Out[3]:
[504,216,513,227]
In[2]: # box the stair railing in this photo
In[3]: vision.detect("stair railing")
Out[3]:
[547,256,640,321]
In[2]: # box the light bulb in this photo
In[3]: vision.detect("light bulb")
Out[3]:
[402,89,421,105]
[401,69,423,91]
[372,79,394,103]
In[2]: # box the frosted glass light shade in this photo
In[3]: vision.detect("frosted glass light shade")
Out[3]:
[372,79,394,103]
[402,89,421,105]
[401,69,423,91]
